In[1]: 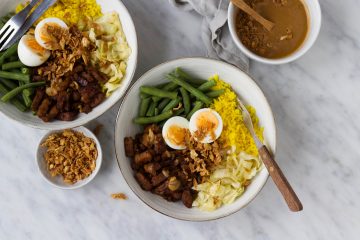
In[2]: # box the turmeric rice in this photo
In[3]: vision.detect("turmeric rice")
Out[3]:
[210,75,263,156]
[16,0,102,25]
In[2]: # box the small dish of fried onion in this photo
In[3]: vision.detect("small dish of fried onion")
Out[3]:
[36,126,102,189]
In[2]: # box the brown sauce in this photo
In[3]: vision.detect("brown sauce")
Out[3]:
[236,0,309,59]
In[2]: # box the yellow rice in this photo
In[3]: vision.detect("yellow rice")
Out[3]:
[16,0,102,25]
[210,75,263,156]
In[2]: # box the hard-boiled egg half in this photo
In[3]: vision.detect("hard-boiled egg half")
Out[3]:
[35,18,68,50]
[162,116,189,150]
[18,35,50,67]
[18,17,68,67]
[189,108,223,143]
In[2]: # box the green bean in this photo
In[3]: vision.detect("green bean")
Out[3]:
[161,82,178,91]
[22,93,32,107]
[19,81,32,107]
[23,86,33,98]
[168,75,212,105]
[139,97,151,117]
[9,55,18,62]
[21,67,30,75]
[1,61,25,71]
[140,86,177,100]
[13,98,27,111]
[1,82,45,102]
[174,108,184,116]
[206,89,225,98]
[0,78,17,89]
[0,71,30,82]
[174,68,207,85]
[179,87,190,114]
[10,69,21,73]
[146,101,156,117]
[134,110,173,125]
[154,107,159,116]
[157,98,171,111]
[162,97,182,113]
[0,83,27,112]
[187,101,203,119]
[19,67,33,102]
[151,82,178,102]
[198,80,216,92]
[140,92,149,99]
[0,43,18,65]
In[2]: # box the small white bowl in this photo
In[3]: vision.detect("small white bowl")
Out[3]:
[228,0,322,64]
[0,0,138,130]
[115,57,276,221]
[36,126,102,189]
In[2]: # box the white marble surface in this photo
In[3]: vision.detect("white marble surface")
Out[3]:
[0,0,359,239]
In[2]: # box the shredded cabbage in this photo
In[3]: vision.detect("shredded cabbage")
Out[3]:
[80,12,131,96]
[192,150,262,211]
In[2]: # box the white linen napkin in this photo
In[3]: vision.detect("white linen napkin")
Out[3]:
[168,0,249,72]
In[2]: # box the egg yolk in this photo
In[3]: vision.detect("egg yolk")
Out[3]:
[167,125,187,146]
[195,111,219,140]
[25,37,47,56]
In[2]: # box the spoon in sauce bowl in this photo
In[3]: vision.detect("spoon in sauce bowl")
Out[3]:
[231,0,275,31]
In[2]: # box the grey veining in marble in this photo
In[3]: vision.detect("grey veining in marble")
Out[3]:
[0,0,359,239]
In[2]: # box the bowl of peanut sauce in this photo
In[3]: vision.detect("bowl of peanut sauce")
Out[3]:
[228,0,321,64]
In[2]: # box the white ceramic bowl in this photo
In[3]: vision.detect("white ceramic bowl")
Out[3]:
[0,0,138,130]
[228,0,321,64]
[36,126,102,189]
[114,58,276,221]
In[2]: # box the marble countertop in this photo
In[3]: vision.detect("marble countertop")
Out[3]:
[0,0,359,239]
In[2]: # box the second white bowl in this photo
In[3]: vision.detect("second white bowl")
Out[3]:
[228,0,322,64]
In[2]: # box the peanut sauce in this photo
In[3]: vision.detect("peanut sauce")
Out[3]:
[236,0,309,59]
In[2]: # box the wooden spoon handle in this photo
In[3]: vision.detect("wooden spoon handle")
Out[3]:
[231,0,274,31]
[259,146,303,212]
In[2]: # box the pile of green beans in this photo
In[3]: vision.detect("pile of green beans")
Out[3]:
[0,40,39,112]
[133,68,225,125]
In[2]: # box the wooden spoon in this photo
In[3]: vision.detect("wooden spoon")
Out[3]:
[231,0,275,32]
